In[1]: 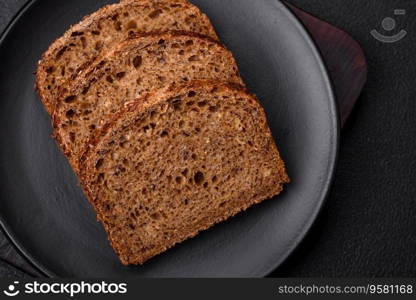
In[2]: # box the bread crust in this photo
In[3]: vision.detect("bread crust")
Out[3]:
[79,80,252,176]
[35,0,219,114]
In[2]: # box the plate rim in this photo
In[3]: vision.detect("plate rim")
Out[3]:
[0,0,54,278]
[0,0,340,278]
[256,0,340,277]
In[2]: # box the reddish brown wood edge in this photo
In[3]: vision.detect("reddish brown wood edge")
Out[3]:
[285,1,368,127]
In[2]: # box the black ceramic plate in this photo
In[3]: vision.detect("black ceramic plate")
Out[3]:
[0,0,339,277]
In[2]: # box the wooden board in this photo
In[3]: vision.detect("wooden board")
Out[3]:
[286,2,368,127]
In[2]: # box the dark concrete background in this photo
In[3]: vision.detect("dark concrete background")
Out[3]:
[0,0,415,277]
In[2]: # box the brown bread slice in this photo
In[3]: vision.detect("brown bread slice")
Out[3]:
[53,31,243,172]
[80,80,289,265]
[36,0,219,114]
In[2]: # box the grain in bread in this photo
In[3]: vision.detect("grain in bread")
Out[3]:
[53,32,243,172]
[36,0,219,114]
[80,80,289,265]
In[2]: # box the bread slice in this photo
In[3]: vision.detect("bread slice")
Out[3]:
[36,0,219,114]
[53,31,243,172]
[79,80,289,265]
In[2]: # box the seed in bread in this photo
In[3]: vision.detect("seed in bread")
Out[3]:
[80,80,289,265]
[36,0,219,114]
[53,32,243,172]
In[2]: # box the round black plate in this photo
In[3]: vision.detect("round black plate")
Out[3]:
[0,0,339,277]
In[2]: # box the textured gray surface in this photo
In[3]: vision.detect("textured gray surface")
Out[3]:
[0,0,26,30]
[273,0,416,277]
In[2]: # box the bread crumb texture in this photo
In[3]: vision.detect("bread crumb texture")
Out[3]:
[81,81,289,265]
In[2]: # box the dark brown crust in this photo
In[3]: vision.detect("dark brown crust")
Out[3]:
[58,30,236,98]
[56,30,236,101]
[79,81,257,180]
[125,30,221,45]
[35,0,219,114]
[78,80,289,265]
[51,31,243,173]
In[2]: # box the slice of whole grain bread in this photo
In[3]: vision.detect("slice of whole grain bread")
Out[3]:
[36,0,218,114]
[79,80,289,265]
[53,31,243,172]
